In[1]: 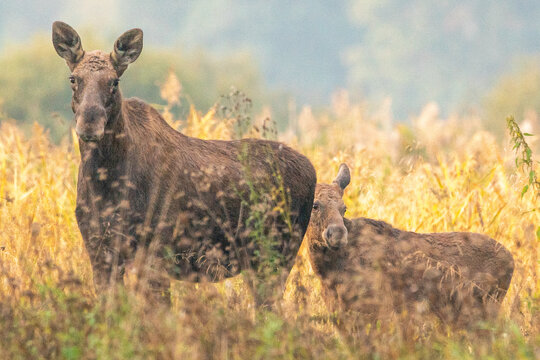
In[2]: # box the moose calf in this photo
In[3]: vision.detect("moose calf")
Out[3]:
[304,164,514,328]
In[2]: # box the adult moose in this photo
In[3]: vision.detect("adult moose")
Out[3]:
[52,22,316,304]
[303,164,514,328]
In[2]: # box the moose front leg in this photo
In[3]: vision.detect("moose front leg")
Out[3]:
[76,205,127,295]
[121,242,172,305]
[85,235,126,294]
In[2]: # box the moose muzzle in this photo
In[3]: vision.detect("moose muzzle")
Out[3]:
[75,105,107,142]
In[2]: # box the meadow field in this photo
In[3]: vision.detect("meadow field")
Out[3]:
[0,77,538,359]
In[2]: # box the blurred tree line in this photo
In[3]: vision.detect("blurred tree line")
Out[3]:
[0,33,277,142]
[3,0,540,139]
[484,59,540,138]
[345,0,540,121]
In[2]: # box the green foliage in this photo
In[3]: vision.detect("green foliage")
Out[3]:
[506,116,540,200]
[506,116,540,252]
[238,142,291,307]
[0,282,166,359]
[2,280,537,359]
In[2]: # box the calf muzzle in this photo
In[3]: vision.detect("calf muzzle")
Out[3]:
[323,224,348,248]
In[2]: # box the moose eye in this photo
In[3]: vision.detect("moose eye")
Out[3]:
[69,76,76,84]
[112,79,119,87]
[312,202,320,210]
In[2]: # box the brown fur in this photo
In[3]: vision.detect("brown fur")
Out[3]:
[52,22,316,299]
[305,164,514,328]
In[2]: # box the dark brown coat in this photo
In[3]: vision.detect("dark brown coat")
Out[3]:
[305,164,514,327]
[52,22,316,297]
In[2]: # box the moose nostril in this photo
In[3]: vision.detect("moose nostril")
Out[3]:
[326,227,334,238]
[328,225,345,237]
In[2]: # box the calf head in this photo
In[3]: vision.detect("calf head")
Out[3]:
[308,164,351,249]
[52,21,143,142]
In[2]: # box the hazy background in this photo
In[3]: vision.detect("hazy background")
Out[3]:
[2,0,540,141]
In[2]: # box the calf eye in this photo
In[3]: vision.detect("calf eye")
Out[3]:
[112,79,119,87]
[312,202,320,210]
[69,76,75,84]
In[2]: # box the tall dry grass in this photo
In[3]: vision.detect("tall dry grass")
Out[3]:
[0,75,538,358]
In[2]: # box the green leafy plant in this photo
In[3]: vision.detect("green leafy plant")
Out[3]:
[507,116,540,199]
[507,116,540,243]
[218,88,254,139]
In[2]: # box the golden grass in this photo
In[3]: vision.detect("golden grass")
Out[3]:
[0,81,538,358]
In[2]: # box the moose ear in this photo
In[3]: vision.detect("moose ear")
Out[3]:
[333,163,351,191]
[52,21,85,70]
[111,28,143,76]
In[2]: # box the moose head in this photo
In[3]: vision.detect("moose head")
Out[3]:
[52,21,143,142]
[308,163,351,249]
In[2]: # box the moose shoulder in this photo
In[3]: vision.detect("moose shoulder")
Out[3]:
[304,164,514,328]
[52,22,316,300]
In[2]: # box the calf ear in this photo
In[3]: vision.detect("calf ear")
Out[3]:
[52,21,85,71]
[333,163,351,191]
[111,28,143,76]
